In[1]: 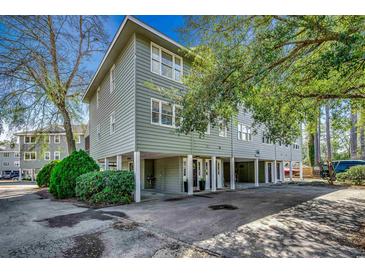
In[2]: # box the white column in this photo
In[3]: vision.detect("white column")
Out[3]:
[104,158,109,171]
[134,151,141,203]
[264,162,269,183]
[254,158,259,187]
[31,169,35,181]
[230,157,235,190]
[273,160,277,184]
[116,155,122,170]
[19,168,22,181]
[281,162,285,183]
[187,155,193,195]
[211,156,217,192]
[289,161,293,182]
[299,160,303,181]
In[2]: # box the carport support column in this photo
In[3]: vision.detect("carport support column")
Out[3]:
[273,160,277,184]
[289,161,293,182]
[230,157,235,190]
[134,151,141,203]
[211,156,217,192]
[104,158,109,171]
[281,162,285,182]
[299,160,303,181]
[254,158,259,187]
[19,168,22,180]
[116,155,122,170]
[187,155,193,195]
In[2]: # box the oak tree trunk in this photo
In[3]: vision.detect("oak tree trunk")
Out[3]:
[325,104,332,161]
[60,107,76,154]
[350,110,358,159]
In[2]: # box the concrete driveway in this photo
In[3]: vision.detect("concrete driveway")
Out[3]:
[0,182,364,257]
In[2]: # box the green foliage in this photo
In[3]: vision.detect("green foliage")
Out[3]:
[173,16,365,143]
[36,160,59,187]
[75,170,134,205]
[49,150,99,199]
[336,165,365,185]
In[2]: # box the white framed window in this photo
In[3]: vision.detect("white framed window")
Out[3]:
[150,42,183,82]
[96,87,100,109]
[238,124,252,141]
[3,152,10,157]
[110,65,115,93]
[205,122,211,135]
[44,135,50,144]
[293,143,300,149]
[54,135,61,144]
[24,136,35,144]
[44,152,51,160]
[14,161,20,167]
[14,152,20,158]
[218,121,228,137]
[262,133,272,144]
[97,124,101,141]
[3,162,9,167]
[74,134,81,144]
[54,151,61,160]
[110,112,116,134]
[150,98,180,128]
[24,152,36,161]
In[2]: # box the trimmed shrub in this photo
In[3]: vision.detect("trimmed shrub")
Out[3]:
[36,160,60,187]
[337,165,365,185]
[76,170,134,205]
[50,150,99,199]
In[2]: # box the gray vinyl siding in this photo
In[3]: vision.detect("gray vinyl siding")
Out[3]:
[154,156,183,193]
[0,150,19,174]
[89,35,136,160]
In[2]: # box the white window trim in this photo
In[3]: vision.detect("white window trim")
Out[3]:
[150,42,183,83]
[54,151,61,160]
[3,152,10,158]
[44,151,51,161]
[54,135,61,144]
[110,64,115,93]
[24,135,35,144]
[238,123,252,141]
[96,87,100,109]
[24,152,36,161]
[110,111,116,135]
[218,121,228,137]
[150,98,179,128]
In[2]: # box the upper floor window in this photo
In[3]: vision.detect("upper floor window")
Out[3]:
[54,135,61,144]
[262,133,272,144]
[14,152,20,158]
[3,152,10,157]
[151,98,180,127]
[74,135,81,144]
[151,43,183,82]
[54,151,61,160]
[110,65,115,93]
[24,136,35,144]
[96,87,100,109]
[238,124,252,141]
[97,124,101,141]
[44,151,51,161]
[24,152,36,161]
[293,143,300,149]
[3,162,9,167]
[44,135,50,144]
[218,121,228,137]
[110,112,116,134]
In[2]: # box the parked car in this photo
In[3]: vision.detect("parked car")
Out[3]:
[284,162,300,176]
[1,170,12,179]
[332,160,365,174]
[11,170,19,180]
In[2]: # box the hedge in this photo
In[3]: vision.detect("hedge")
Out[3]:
[337,165,365,185]
[49,150,100,199]
[75,170,135,205]
[36,160,59,187]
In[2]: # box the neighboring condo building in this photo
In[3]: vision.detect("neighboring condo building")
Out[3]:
[0,142,20,178]
[82,16,303,203]
[15,125,86,180]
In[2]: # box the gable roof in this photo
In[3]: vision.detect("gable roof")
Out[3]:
[82,16,187,103]
[15,124,87,136]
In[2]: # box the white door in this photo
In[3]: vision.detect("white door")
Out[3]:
[217,159,223,188]
[205,159,210,190]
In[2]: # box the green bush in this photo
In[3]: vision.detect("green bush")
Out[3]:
[337,165,365,185]
[49,150,99,199]
[75,170,134,205]
[36,160,59,187]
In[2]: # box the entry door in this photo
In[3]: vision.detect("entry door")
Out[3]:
[267,163,272,183]
[205,159,211,190]
[193,160,198,189]
[217,159,223,188]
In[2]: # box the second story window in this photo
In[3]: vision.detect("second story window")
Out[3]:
[218,121,228,137]
[238,124,252,141]
[110,112,116,134]
[24,136,35,144]
[97,124,101,141]
[151,98,180,128]
[262,133,272,144]
[3,152,10,157]
[44,152,50,161]
[151,43,183,82]
[24,152,36,161]
[14,152,20,158]
[54,151,61,160]
[110,65,115,93]
[54,135,61,144]
[293,143,300,149]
